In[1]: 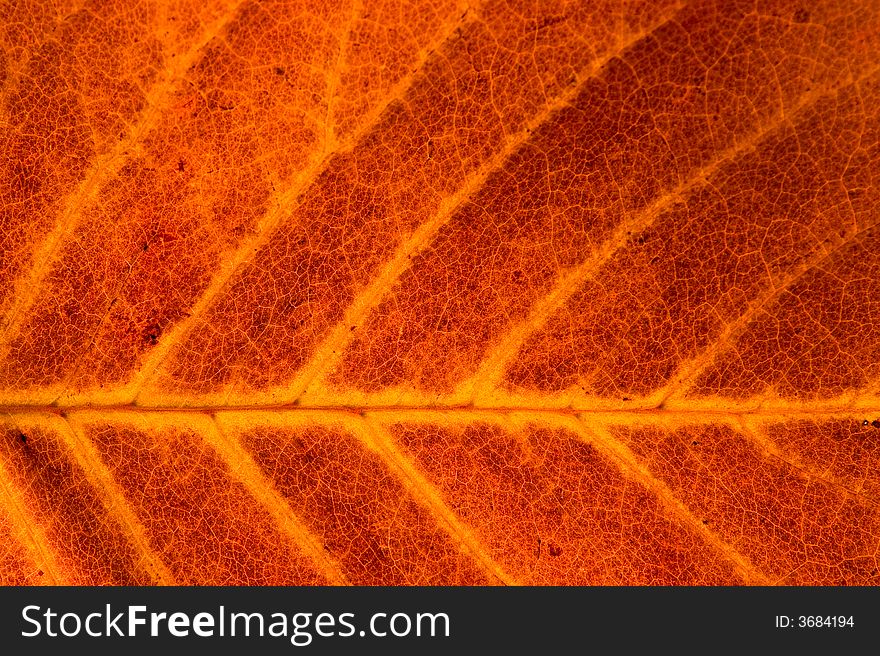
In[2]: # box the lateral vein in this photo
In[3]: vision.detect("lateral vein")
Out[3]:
[658,219,880,405]
[284,2,690,403]
[0,414,64,584]
[465,64,880,404]
[207,414,350,585]
[0,0,249,357]
[735,416,878,507]
[560,414,769,585]
[58,414,177,584]
[356,414,517,585]
[126,0,483,404]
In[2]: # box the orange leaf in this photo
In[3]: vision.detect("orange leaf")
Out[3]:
[1,0,878,585]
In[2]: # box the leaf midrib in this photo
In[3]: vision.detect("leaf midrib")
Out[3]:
[1,403,877,417]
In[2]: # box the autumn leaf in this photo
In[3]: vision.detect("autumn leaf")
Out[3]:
[1,0,879,586]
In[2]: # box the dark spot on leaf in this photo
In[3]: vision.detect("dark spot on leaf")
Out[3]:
[142,323,162,346]
[794,8,810,23]
[37,570,43,576]
[872,420,880,429]
[527,14,568,33]
[18,433,27,443]
[274,66,285,76]
[548,543,562,557]
[142,242,149,252]
[177,159,185,172]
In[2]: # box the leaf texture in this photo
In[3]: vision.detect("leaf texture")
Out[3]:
[1,0,879,585]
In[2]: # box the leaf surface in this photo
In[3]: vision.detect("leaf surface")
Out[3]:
[1,0,879,585]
